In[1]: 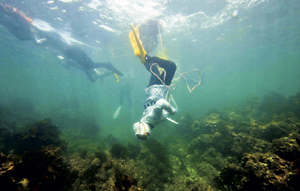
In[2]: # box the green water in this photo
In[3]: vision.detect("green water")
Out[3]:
[0,0,299,144]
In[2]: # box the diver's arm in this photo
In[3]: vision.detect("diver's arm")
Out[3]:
[154,99,176,115]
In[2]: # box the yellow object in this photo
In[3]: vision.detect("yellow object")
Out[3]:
[157,24,168,60]
[157,66,165,75]
[129,25,147,63]
[114,73,119,83]
[157,50,168,60]
[18,178,29,188]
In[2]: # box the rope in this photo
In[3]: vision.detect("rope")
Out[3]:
[174,69,201,93]
[149,63,201,110]
[149,63,201,94]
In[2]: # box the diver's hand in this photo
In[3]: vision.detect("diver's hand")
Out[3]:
[172,108,177,115]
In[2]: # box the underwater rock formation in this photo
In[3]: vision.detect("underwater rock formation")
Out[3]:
[2,91,300,191]
[183,92,300,191]
[215,152,298,191]
[69,153,138,191]
[110,143,128,159]
[0,119,75,191]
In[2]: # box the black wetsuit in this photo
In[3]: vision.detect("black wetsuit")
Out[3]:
[144,54,176,87]
[64,45,123,82]
[120,78,133,108]
[0,3,32,41]
[0,3,123,83]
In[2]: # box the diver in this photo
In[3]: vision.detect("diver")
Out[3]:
[113,75,134,119]
[129,25,177,140]
[138,20,162,53]
[0,3,123,83]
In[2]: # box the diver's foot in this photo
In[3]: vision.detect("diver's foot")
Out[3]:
[105,62,124,76]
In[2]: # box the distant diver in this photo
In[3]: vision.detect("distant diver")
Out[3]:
[113,75,134,119]
[138,19,163,53]
[129,25,177,140]
[0,3,123,83]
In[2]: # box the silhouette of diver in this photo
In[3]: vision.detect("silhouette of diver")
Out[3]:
[0,3,123,83]
[138,20,163,53]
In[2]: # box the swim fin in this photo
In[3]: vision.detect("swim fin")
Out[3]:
[97,71,114,79]
[113,106,122,119]
[114,73,119,83]
[95,62,124,76]
[129,25,147,64]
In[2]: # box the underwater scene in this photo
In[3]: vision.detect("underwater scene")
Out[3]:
[1,0,300,190]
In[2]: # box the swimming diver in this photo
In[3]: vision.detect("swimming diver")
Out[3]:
[129,25,177,140]
[113,75,134,119]
[0,3,123,83]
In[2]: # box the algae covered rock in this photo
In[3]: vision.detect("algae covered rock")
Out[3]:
[110,143,128,159]
[192,113,230,135]
[0,118,74,191]
[70,155,138,191]
[271,136,300,162]
[188,134,215,154]
[231,133,271,158]
[215,152,295,191]
[196,162,219,183]
[260,121,295,142]
[188,131,234,156]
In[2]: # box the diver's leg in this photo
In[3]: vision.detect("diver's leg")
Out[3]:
[86,70,114,83]
[93,62,106,68]
[97,72,114,80]
[120,87,125,106]
[144,55,176,86]
[64,46,96,70]
[127,94,133,108]
[94,62,123,76]
[85,70,97,83]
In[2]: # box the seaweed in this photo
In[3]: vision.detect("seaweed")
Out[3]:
[94,149,108,163]
[215,152,295,191]
[0,118,76,191]
[144,138,170,166]
[110,143,128,159]
[127,142,140,159]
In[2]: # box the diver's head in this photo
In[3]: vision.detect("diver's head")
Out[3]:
[133,122,151,140]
